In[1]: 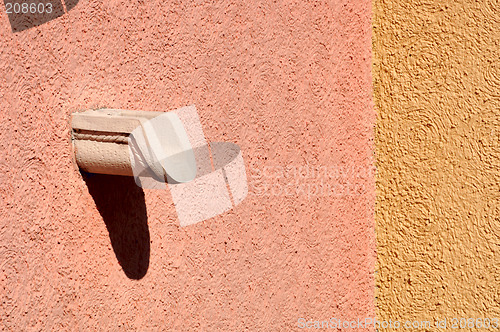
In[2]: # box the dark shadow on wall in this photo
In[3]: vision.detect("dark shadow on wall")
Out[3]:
[4,0,79,33]
[64,0,78,11]
[82,172,150,280]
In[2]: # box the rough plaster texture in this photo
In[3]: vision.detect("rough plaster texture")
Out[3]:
[0,0,374,330]
[373,0,500,328]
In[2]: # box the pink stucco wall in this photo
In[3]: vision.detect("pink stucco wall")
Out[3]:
[0,0,374,330]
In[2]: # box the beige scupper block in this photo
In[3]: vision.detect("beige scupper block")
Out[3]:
[71,109,163,176]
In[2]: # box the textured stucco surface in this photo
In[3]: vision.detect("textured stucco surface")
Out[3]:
[374,0,500,328]
[0,0,374,330]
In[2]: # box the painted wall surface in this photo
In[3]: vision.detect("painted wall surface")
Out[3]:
[374,0,500,328]
[0,0,374,330]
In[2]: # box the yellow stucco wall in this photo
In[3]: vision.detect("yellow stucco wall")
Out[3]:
[373,0,499,329]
